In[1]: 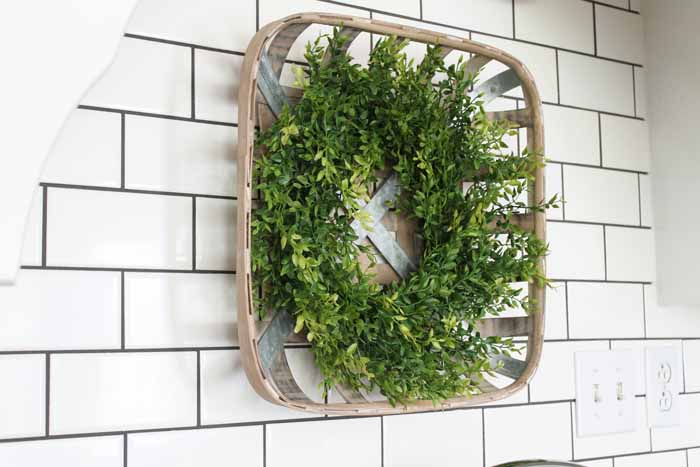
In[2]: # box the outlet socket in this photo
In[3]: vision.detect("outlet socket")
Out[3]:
[645,347,682,428]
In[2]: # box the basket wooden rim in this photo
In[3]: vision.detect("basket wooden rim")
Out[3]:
[236,12,546,416]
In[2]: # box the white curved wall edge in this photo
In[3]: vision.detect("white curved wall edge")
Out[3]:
[0,0,139,285]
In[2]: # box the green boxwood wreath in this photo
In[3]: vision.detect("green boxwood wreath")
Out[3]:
[252,29,556,406]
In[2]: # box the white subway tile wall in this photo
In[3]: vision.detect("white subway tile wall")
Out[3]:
[6,1,691,466]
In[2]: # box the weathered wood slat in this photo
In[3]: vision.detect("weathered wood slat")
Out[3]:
[463,54,492,76]
[334,384,369,403]
[489,354,528,379]
[486,107,532,128]
[257,310,294,373]
[477,316,531,337]
[468,68,521,103]
[322,27,361,65]
[257,53,292,117]
[266,22,310,77]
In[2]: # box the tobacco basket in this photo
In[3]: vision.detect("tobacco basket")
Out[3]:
[237,13,546,415]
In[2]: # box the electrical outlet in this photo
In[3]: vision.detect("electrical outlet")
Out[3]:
[574,350,638,437]
[645,347,682,428]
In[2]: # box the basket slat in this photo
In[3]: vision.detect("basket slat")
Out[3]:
[489,354,528,379]
[476,316,532,337]
[258,53,293,117]
[257,309,294,373]
[468,68,521,103]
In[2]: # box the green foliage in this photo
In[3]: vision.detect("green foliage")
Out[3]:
[252,29,556,406]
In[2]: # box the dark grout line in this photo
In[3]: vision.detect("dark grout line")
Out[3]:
[39,182,237,201]
[564,281,571,340]
[548,219,652,230]
[592,3,598,56]
[78,105,237,128]
[503,95,645,121]
[45,354,50,436]
[549,278,652,285]
[196,350,201,426]
[191,48,196,120]
[569,402,575,460]
[262,424,266,467]
[548,159,648,176]
[581,0,639,14]
[637,173,643,226]
[317,0,644,67]
[602,225,608,280]
[632,66,638,117]
[511,0,516,39]
[20,265,235,274]
[124,33,246,57]
[380,416,384,467]
[555,50,561,104]
[418,0,423,20]
[598,113,604,166]
[560,163,566,220]
[41,186,48,266]
[123,433,128,467]
[642,284,648,339]
[0,343,312,356]
[192,197,197,270]
[481,409,486,467]
[120,113,126,189]
[121,272,126,349]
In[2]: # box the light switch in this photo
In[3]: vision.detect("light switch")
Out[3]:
[645,347,682,428]
[574,350,638,437]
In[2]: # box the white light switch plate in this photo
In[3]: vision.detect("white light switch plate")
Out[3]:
[575,350,638,437]
[645,347,682,428]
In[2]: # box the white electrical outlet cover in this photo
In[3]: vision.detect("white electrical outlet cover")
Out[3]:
[575,350,638,437]
[645,347,682,428]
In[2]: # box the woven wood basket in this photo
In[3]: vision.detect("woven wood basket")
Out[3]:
[237,12,546,415]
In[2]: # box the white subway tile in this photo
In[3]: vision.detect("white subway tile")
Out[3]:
[484,403,571,465]
[563,166,639,225]
[514,0,594,54]
[124,272,236,348]
[634,66,647,117]
[652,393,700,450]
[547,222,606,280]
[127,0,256,52]
[596,5,644,64]
[689,448,700,466]
[20,188,43,266]
[611,340,683,394]
[199,349,312,424]
[568,282,645,339]
[573,398,649,458]
[546,282,568,340]
[605,226,655,282]
[582,461,613,467]
[194,50,243,124]
[684,340,700,393]
[341,0,420,17]
[0,436,123,467]
[639,174,652,226]
[83,37,191,117]
[195,198,236,271]
[125,116,237,196]
[423,0,513,37]
[0,269,121,350]
[42,109,122,187]
[47,189,192,269]
[544,105,600,166]
[50,352,197,434]
[128,426,262,467]
[267,417,381,467]
[615,451,687,467]
[0,355,45,439]
[530,341,609,402]
[559,52,634,115]
[600,115,650,172]
[259,0,370,64]
[384,410,482,467]
[643,284,700,339]
[472,33,559,104]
